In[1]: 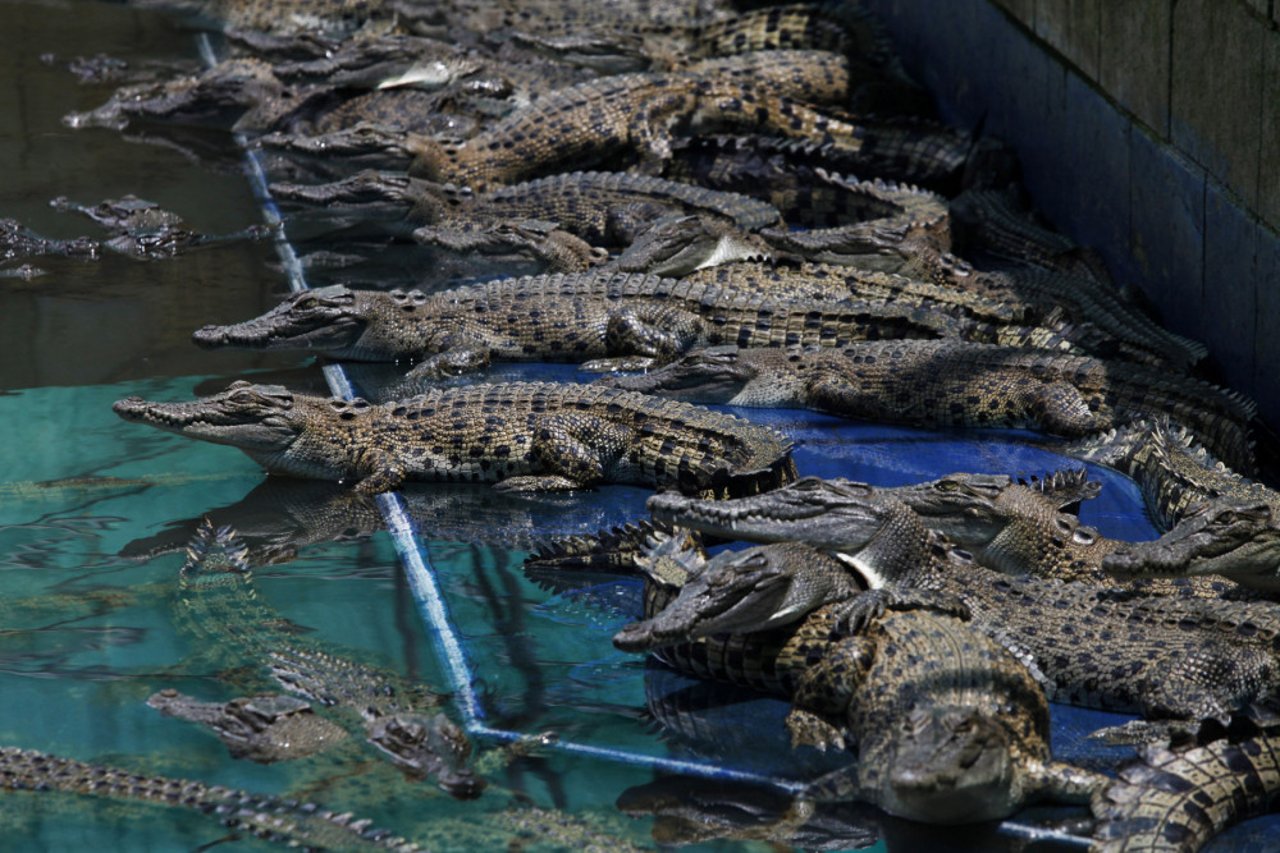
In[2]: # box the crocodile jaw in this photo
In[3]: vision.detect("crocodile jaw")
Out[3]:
[1103,500,1280,588]
[646,480,886,547]
[113,382,302,454]
[192,285,368,355]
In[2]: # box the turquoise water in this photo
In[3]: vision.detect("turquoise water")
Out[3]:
[1,2,1276,850]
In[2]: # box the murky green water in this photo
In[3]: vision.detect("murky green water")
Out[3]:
[2,2,1276,851]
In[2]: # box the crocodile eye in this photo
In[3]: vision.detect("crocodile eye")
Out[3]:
[1072,528,1096,545]
[1054,517,1073,533]
[937,480,959,492]
[1214,511,1236,526]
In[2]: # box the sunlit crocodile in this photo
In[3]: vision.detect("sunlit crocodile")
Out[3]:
[646,488,1280,723]
[599,339,1257,473]
[615,535,1102,822]
[189,273,959,379]
[113,380,796,497]
[395,48,900,190]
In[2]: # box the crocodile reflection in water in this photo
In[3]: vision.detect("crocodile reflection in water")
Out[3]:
[120,477,652,567]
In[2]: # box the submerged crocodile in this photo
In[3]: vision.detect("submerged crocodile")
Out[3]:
[0,745,422,851]
[646,488,1280,722]
[172,519,484,796]
[113,380,795,497]
[600,339,1257,473]
[147,689,349,763]
[616,535,1101,822]
[189,273,958,378]
[1091,718,1280,853]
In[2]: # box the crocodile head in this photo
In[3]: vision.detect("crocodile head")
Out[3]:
[647,477,886,545]
[600,346,762,402]
[650,475,1009,550]
[613,540,858,652]
[879,706,1020,824]
[113,381,305,455]
[365,712,486,800]
[615,215,771,277]
[193,286,372,356]
[1103,498,1280,589]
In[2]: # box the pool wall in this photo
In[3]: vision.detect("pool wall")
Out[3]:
[862,0,1280,432]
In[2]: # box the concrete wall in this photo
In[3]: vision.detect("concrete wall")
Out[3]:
[862,0,1280,432]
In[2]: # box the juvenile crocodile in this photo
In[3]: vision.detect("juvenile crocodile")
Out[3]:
[1067,419,1280,591]
[617,536,1101,822]
[898,246,1208,370]
[113,380,796,497]
[663,126,990,197]
[646,489,1280,722]
[272,169,781,271]
[893,471,1268,600]
[173,519,484,796]
[1071,418,1275,530]
[189,273,958,378]
[0,745,422,851]
[406,51,867,189]
[601,340,1256,473]
[1090,719,1280,853]
[146,689,349,763]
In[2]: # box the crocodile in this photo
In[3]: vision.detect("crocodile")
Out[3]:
[405,51,871,189]
[662,125,999,198]
[189,272,959,379]
[897,246,1208,370]
[272,169,781,272]
[146,689,349,763]
[1065,419,1280,591]
[615,775,882,849]
[680,260,1034,324]
[617,535,1102,822]
[112,379,796,497]
[173,519,485,796]
[1090,718,1280,853]
[1071,417,1276,530]
[599,339,1257,473]
[645,488,1280,722]
[0,745,423,851]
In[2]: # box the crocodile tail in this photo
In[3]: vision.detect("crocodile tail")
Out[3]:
[1091,733,1280,853]
[1015,468,1100,511]
[181,518,250,577]
[522,520,670,580]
